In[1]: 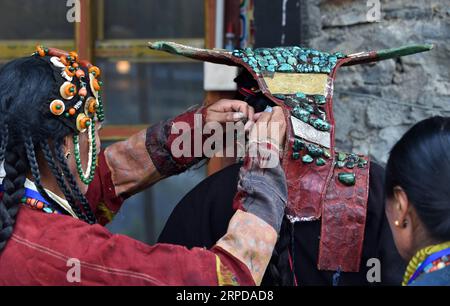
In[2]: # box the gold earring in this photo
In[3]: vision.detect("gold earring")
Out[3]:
[395,220,400,227]
[65,150,71,159]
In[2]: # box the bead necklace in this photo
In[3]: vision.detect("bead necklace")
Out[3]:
[73,118,97,185]
[0,186,65,215]
[403,241,450,285]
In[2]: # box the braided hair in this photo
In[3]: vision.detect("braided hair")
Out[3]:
[0,56,97,252]
[262,217,296,286]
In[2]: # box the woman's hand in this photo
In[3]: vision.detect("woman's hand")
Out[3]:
[250,106,287,155]
[205,99,255,124]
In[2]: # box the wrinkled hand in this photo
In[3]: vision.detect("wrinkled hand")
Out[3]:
[205,99,255,125]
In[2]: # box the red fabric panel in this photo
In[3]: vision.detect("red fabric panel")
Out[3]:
[318,162,371,272]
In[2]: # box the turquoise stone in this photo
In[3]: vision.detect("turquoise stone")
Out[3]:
[310,118,331,131]
[358,159,368,168]
[245,48,254,56]
[259,60,268,67]
[269,59,278,65]
[338,173,356,186]
[278,63,294,72]
[316,158,326,166]
[311,57,320,64]
[337,152,347,162]
[346,161,355,169]
[292,107,310,123]
[296,64,307,72]
[292,152,300,160]
[302,154,314,164]
[307,144,324,157]
[329,56,337,64]
[313,65,320,72]
[336,161,346,168]
[299,54,308,62]
[293,139,305,151]
[266,65,276,72]
[295,92,306,99]
[315,95,326,105]
[301,103,314,113]
[287,57,298,66]
[43,207,53,214]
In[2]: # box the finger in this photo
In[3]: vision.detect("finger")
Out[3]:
[247,105,255,122]
[270,106,285,120]
[215,100,251,114]
[255,111,272,124]
[253,112,263,121]
[244,120,255,133]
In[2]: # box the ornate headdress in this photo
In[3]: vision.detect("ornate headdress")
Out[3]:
[34,45,105,185]
[148,41,432,272]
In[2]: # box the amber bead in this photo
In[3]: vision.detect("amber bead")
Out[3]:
[89,66,101,78]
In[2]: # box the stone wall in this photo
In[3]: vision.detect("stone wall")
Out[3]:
[302,0,450,164]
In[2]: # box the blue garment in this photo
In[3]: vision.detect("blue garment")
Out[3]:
[410,265,450,286]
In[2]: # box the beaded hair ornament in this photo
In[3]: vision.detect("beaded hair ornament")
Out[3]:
[34,45,105,185]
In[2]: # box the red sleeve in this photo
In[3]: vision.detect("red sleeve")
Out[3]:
[0,208,254,286]
[85,149,124,225]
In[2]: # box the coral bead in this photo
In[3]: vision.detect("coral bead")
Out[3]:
[75,69,85,78]
[78,87,87,97]
[36,45,46,57]
[36,201,44,210]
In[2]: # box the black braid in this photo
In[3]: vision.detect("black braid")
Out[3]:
[0,145,27,251]
[54,140,96,224]
[40,140,89,222]
[263,217,295,286]
[23,136,73,217]
[0,123,8,162]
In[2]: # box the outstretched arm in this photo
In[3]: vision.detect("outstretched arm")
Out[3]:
[103,99,254,198]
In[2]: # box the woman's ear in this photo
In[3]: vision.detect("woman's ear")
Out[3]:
[393,186,410,228]
[389,186,418,259]
[63,135,74,159]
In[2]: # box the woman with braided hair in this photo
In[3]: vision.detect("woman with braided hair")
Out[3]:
[0,46,288,286]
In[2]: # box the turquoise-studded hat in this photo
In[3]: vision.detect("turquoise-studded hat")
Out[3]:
[149,41,433,272]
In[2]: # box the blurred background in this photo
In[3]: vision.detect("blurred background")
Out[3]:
[0,0,449,243]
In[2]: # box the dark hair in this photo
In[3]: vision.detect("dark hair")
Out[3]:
[385,116,450,241]
[262,218,296,286]
[0,56,96,251]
